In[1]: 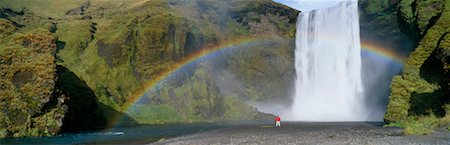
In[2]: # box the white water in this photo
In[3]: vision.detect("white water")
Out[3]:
[288,1,369,121]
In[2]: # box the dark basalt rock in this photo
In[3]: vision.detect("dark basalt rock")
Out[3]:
[12,71,33,89]
[65,1,90,16]
[97,40,124,68]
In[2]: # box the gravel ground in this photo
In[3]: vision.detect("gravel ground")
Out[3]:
[152,122,450,145]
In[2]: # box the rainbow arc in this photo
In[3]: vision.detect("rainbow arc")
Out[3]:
[110,36,406,127]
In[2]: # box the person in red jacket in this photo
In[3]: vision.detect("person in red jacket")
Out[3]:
[275,115,281,127]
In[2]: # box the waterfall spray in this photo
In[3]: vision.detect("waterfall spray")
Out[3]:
[289,0,370,121]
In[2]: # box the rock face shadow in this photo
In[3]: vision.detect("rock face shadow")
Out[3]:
[98,103,138,128]
[56,65,138,132]
[409,48,449,117]
[57,65,106,132]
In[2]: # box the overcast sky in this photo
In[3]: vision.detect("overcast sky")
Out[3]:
[273,0,349,11]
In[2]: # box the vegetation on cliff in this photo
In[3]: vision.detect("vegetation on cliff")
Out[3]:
[359,0,409,53]
[2,0,447,139]
[385,0,450,134]
[0,18,65,138]
[0,0,298,137]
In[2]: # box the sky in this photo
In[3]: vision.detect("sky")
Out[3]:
[273,0,350,11]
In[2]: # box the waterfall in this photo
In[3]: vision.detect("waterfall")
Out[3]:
[289,1,369,121]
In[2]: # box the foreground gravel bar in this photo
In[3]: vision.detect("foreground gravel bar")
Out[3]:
[152,122,450,145]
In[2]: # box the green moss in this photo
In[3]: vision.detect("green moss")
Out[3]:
[223,97,259,120]
[398,0,444,40]
[385,0,450,135]
[128,104,181,124]
[0,25,67,137]
[31,107,66,136]
[398,0,415,24]
[415,0,444,34]
[364,0,390,14]
[0,0,88,18]
[0,128,7,138]
[1,0,295,133]
[386,0,450,120]
[385,115,438,135]
[226,18,250,36]
[0,19,16,39]
[403,117,435,135]
[56,18,140,111]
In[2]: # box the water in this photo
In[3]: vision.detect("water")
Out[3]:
[288,1,370,121]
[0,123,248,144]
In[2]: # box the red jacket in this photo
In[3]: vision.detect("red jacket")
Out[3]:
[275,116,281,121]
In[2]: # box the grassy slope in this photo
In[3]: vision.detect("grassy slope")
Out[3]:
[385,0,450,134]
[0,18,67,138]
[0,0,87,18]
[1,0,298,127]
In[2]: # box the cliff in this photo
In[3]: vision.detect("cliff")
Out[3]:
[0,0,298,138]
[384,0,450,134]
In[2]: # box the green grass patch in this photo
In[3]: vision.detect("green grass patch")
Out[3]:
[127,104,182,124]
[364,0,390,15]
[385,0,450,128]
[385,115,441,135]
[0,0,88,18]
[223,97,259,120]
[2,0,297,127]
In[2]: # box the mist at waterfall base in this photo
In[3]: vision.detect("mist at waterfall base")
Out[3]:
[122,0,410,123]
[291,0,366,121]
[253,0,409,122]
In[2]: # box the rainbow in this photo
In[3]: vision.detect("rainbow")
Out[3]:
[111,37,406,127]
[361,40,406,65]
[121,36,272,110]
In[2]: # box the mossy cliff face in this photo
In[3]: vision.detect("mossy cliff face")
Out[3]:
[385,0,450,134]
[359,0,410,53]
[0,0,298,137]
[397,0,445,43]
[0,19,65,138]
[88,0,297,124]
[0,14,109,137]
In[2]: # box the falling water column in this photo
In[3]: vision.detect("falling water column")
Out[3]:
[290,1,367,121]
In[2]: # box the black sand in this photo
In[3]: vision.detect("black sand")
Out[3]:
[152,122,450,145]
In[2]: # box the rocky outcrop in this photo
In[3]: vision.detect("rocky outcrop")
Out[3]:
[0,0,298,137]
[0,19,65,138]
[115,0,297,124]
[397,0,445,43]
[4,0,447,138]
[384,0,450,134]
[0,15,127,137]
[65,1,90,16]
[359,0,411,53]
